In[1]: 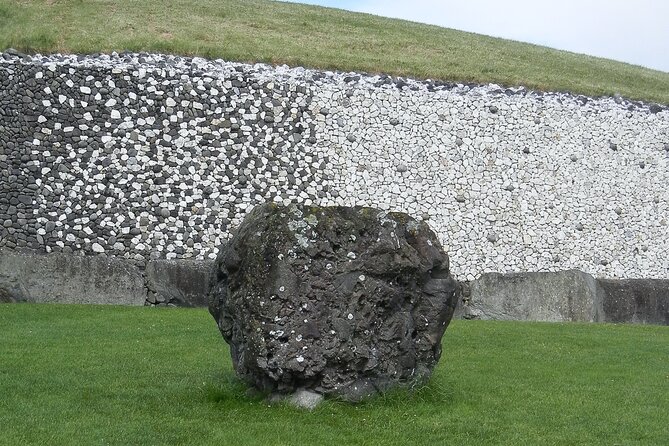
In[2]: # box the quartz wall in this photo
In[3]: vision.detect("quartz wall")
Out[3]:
[1,51,668,280]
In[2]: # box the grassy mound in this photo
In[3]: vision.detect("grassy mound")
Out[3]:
[1,304,667,445]
[1,0,668,104]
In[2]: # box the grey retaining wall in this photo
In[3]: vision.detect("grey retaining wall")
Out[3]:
[0,248,146,305]
[0,52,668,282]
[0,248,212,306]
[458,270,602,322]
[1,249,666,325]
[456,270,668,325]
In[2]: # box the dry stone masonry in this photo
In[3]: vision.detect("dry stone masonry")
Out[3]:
[1,50,668,281]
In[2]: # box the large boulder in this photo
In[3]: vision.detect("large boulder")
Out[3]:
[209,203,458,402]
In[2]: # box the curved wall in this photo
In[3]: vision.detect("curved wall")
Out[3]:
[1,52,668,280]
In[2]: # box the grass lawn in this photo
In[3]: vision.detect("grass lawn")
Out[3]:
[1,1,668,104]
[0,304,667,445]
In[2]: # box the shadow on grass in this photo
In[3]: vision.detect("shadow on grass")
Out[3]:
[202,370,257,404]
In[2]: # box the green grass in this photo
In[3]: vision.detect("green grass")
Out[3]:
[1,304,667,445]
[0,1,668,104]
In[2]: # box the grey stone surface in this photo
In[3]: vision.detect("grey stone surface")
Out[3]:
[145,259,213,307]
[209,203,458,401]
[461,270,602,322]
[286,389,324,410]
[0,248,145,305]
[0,284,28,303]
[597,279,669,325]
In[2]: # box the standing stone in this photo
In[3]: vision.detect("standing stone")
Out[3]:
[208,203,458,402]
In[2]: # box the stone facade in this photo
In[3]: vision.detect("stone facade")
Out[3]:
[1,51,668,280]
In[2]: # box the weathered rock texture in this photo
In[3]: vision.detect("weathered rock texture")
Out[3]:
[208,203,458,401]
[145,259,213,306]
[598,279,669,325]
[0,248,216,306]
[459,270,602,322]
[0,248,145,305]
[0,284,27,303]
[456,271,669,325]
